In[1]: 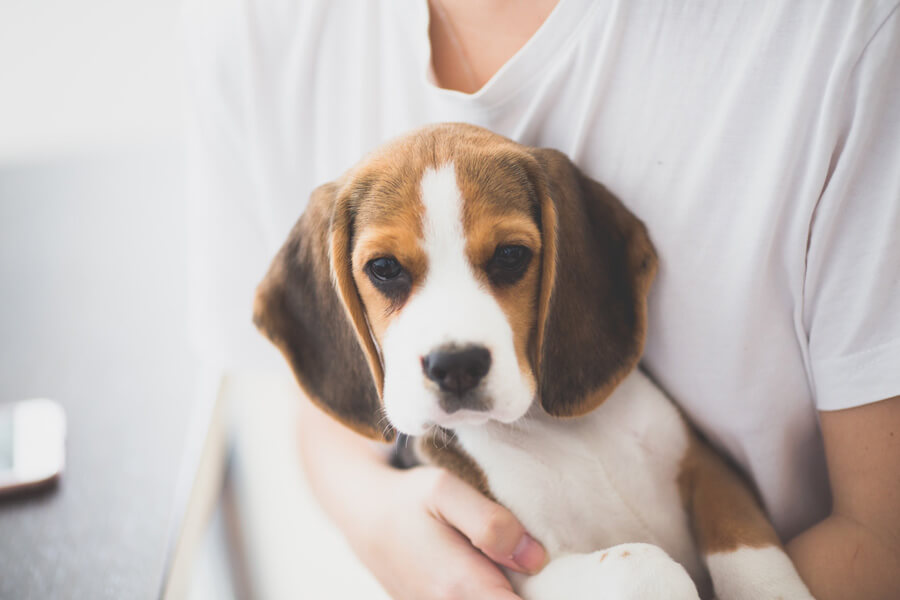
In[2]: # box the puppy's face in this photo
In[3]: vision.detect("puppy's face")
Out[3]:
[254,124,656,442]
[351,161,542,434]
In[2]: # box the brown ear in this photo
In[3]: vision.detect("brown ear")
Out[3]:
[530,149,657,417]
[253,182,394,441]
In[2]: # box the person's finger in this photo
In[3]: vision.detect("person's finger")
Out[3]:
[485,589,526,600]
[444,534,524,600]
[425,470,547,574]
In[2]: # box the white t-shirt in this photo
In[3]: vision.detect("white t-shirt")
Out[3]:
[184,0,900,540]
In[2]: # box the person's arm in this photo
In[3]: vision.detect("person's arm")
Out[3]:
[787,396,900,599]
[787,8,900,597]
[296,396,546,600]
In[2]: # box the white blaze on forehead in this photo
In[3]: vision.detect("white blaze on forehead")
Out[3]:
[420,164,468,261]
[379,163,535,435]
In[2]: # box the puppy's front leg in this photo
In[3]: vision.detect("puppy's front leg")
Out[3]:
[680,437,815,599]
[511,544,700,600]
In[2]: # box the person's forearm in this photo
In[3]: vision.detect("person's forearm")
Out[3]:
[295,395,394,532]
[787,513,900,599]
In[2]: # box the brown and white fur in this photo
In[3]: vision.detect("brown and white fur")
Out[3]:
[253,123,815,600]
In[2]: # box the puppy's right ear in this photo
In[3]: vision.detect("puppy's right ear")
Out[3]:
[253,182,395,442]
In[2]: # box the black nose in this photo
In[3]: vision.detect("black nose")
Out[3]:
[422,346,492,396]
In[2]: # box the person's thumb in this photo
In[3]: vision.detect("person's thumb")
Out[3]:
[425,470,547,573]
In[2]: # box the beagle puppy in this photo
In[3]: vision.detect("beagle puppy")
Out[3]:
[254,123,815,600]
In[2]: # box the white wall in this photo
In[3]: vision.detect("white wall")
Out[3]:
[0,0,182,163]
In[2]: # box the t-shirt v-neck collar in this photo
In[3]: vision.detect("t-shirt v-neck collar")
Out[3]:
[406,0,599,110]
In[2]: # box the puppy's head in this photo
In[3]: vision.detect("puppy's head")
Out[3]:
[254,124,656,441]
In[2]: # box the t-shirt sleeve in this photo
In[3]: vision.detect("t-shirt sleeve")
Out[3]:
[803,6,900,411]
[181,0,286,371]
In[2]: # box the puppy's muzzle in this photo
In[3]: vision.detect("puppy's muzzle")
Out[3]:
[421,345,491,411]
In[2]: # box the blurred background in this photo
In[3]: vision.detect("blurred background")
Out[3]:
[0,0,181,162]
[0,1,386,598]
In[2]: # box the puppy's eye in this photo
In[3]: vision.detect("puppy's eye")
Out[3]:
[493,245,529,269]
[487,245,532,285]
[367,256,403,281]
[366,256,411,307]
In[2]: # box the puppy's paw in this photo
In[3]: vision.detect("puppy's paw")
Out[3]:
[706,545,815,600]
[515,543,700,600]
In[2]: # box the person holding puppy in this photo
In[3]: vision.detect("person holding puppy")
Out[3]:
[185,1,900,598]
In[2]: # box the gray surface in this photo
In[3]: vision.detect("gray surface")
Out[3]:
[0,147,201,599]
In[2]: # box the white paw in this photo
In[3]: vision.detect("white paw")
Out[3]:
[706,545,815,600]
[515,543,701,600]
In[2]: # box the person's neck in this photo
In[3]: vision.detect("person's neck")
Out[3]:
[428,0,560,93]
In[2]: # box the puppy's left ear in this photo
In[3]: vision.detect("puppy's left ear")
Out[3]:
[529,149,657,417]
[253,181,393,442]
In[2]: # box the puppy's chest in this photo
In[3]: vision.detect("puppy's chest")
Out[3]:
[453,373,700,570]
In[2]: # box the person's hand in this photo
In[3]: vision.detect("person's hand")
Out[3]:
[348,465,547,600]
[295,400,546,599]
